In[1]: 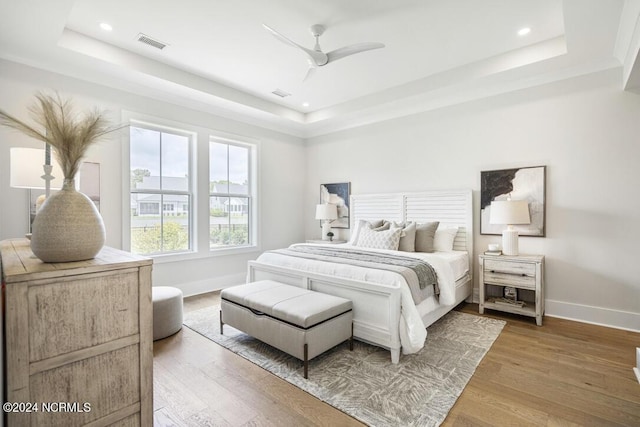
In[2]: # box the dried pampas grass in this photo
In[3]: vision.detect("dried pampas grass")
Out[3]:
[0,92,124,180]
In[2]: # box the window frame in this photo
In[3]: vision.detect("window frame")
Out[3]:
[122,111,260,263]
[209,136,254,251]
[128,120,195,256]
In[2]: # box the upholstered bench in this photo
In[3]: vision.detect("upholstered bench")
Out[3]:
[220,280,353,378]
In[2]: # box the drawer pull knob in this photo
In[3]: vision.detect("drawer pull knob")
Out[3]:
[490,270,495,273]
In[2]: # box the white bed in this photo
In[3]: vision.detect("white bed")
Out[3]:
[248,190,473,363]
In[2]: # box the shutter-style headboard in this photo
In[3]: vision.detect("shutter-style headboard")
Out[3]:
[350,190,473,277]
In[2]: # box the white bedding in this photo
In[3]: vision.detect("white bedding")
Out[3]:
[255,243,468,355]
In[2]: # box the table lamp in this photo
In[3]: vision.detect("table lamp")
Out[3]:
[315,203,338,241]
[10,146,63,193]
[10,147,63,233]
[489,199,530,256]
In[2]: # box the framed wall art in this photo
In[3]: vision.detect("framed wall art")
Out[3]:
[480,165,546,236]
[320,182,350,229]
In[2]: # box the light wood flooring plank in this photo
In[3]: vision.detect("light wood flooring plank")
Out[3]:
[152,293,640,426]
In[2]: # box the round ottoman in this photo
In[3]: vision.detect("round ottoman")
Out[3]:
[152,286,184,341]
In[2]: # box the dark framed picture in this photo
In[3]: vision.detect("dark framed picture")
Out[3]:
[480,166,546,236]
[320,182,350,229]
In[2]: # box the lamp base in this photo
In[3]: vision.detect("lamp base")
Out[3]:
[322,222,332,241]
[502,228,520,256]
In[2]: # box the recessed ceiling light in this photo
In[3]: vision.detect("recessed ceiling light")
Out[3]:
[100,22,113,32]
[302,102,310,107]
[518,27,531,36]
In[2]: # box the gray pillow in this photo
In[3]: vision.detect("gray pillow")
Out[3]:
[415,221,440,252]
[373,220,391,231]
[369,219,385,228]
[392,221,416,252]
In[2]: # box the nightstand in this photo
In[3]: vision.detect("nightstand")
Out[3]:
[305,239,347,244]
[478,254,545,326]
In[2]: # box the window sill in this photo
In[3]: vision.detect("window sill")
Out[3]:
[147,245,260,264]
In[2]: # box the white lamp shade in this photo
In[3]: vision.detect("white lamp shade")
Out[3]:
[10,147,63,190]
[489,200,530,225]
[315,203,338,220]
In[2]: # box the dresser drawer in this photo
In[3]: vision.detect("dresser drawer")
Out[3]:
[28,270,140,362]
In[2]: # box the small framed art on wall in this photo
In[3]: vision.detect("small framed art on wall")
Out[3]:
[320,182,350,229]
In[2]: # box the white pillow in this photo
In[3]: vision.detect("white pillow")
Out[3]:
[348,219,389,245]
[434,226,459,251]
[355,226,402,251]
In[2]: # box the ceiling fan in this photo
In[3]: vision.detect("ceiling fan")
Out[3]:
[263,23,385,81]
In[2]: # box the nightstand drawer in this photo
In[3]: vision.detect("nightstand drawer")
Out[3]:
[483,271,535,289]
[484,259,536,276]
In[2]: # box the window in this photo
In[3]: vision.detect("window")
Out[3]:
[130,124,192,255]
[210,139,251,248]
[125,113,258,259]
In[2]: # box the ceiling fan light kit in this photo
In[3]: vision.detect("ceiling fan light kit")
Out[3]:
[263,23,385,81]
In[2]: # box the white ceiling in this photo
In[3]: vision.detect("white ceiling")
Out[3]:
[0,0,638,137]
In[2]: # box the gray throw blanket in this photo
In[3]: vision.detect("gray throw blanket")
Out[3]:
[268,244,439,305]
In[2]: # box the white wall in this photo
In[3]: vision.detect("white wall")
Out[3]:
[0,61,306,295]
[305,68,640,331]
[2,60,638,330]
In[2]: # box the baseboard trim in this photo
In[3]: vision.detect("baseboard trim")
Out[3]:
[635,348,640,384]
[159,273,246,298]
[545,299,640,333]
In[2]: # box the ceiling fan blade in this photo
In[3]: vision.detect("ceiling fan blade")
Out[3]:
[326,42,385,63]
[263,24,328,65]
[303,59,317,82]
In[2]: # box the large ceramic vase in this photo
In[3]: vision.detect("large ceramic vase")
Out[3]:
[30,178,105,262]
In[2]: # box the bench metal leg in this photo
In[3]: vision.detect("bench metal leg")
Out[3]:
[219,310,224,335]
[349,323,354,351]
[303,343,308,379]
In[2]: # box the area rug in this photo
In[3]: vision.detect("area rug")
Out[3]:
[183,308,505,427]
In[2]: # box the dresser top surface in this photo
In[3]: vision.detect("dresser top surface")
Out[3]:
[1,238,152,284]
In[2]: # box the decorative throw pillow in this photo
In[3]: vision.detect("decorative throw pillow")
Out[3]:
[415,221,440,252]
[355,226,402,251]
[348,219,390,244]
[373,221,391,231]
[369,219,385,229]
[434,226,459,251]
[391,221,416,252]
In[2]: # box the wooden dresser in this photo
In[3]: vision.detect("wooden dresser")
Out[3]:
[1,239,153,426]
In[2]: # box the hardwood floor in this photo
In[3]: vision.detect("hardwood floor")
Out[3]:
[153,292,640,426]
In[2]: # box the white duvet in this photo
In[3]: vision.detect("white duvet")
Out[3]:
[255,243,460,354]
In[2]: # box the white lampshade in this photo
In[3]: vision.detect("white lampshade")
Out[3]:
[489,200,531,256]
[315,203,338,220]
[489,200,530,225]
[316,203,338,241]
[10,147,63,190]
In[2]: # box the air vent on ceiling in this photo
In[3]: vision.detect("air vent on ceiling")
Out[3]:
[136,33,168,50]
[271,89,291,98]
